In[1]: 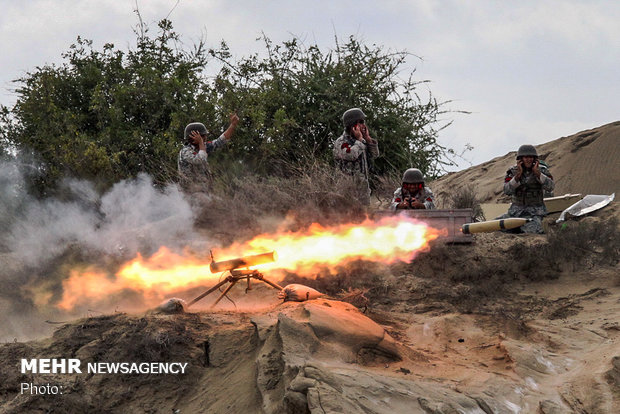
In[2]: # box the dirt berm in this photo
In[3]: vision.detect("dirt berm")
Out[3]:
[1,122,619,413]
[2,246,619,414]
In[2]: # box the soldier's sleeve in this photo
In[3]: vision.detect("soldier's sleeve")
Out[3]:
[503,167,518,196]
[332,138,340,159]
[366,139,379,159]
[422,188,436,210]
[179,146,208,166]
[334,138,367,161]
[389,188,403,211]
[539,166,555,193]
[205,133,228,154]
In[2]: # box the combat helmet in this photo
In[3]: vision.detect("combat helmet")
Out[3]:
[516,144,538,159]
[184,122,208,143]
[342,108,366,129]
[402,168,424,184]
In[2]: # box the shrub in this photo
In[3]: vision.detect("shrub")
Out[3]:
[545,217,620,268]
[446,184,483,220]
[1,19,461,196]
[193,159,368,244]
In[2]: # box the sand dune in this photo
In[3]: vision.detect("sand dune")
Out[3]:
[432,121,620,205]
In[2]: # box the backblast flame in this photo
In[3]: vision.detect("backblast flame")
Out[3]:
[57,215,439,311]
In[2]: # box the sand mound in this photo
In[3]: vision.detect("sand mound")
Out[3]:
[0,300,496,413]
[432,121,620,204]
[2,122,619,413]
[2,267,618,414]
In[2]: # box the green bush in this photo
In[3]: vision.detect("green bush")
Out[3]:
[1,19,459,197]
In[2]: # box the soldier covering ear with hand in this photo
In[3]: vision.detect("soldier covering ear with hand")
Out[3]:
[178,113,239,191]
[390,168,435,211]
[333,108,379,205]
[498,144,554,234]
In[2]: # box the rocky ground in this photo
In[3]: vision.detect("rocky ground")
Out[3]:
[1,122,619,413]
[1,221,618,413]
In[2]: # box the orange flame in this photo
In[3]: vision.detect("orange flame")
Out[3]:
[57,216,438,310]
[216,216,438,272]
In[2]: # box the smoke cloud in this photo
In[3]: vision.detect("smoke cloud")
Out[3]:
[5,174,199,265]
[0,158,207,341]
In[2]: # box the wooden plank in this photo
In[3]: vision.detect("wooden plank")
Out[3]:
[543,194,583,213]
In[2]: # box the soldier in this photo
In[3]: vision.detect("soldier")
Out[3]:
[333,108,379,205]
[178,113,239,191]
[499,144,554,233]
[390,168,435,210]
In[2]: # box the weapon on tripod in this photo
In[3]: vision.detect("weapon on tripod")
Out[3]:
[209,251,277,273]
[187,251,282,308]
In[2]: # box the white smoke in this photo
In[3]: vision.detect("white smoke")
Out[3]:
[2,168,200,267]
[85,173,198,258]
[0,158,213,340]
[0,159,28,236]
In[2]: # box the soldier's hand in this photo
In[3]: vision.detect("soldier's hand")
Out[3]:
[396,200,410,209]
[361,124,372,142]
[352,124,364,141]
[515,160,524,180]
[189,131,205,149]
[532,159,541,177]
[229,112,239,125]
[410,199,425,209]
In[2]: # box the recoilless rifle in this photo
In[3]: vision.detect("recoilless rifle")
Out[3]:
[187,251,282,308]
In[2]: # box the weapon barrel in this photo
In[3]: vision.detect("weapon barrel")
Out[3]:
[462,218,530,234]
[210,251,277,273]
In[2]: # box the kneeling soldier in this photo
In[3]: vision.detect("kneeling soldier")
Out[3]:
[390,168,435,210]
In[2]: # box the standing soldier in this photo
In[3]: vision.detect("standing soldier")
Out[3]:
[333,108,379,205]
[178,113,239,191]
[390,168,435,210]
[500,144,554,233]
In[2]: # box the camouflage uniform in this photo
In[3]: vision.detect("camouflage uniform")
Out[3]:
[177,134,229,190]
[539,160,554,198]
[333,131,379,205]
[499,164,554,233]
[389,187,436,211]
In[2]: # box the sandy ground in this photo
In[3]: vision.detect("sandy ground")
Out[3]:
[431,121,620,205]
[1,122,619,413]
[2,222,618,413]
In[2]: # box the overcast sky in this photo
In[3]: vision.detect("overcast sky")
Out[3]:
[1,0,618,170]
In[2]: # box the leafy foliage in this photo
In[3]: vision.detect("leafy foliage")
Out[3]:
[2,20,210,194]
[209,35,453,178]
[1,19,457,196]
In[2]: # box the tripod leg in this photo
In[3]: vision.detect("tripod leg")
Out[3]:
[187,276,232,307]
[211,280,238,308]
[258,276,283,291]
